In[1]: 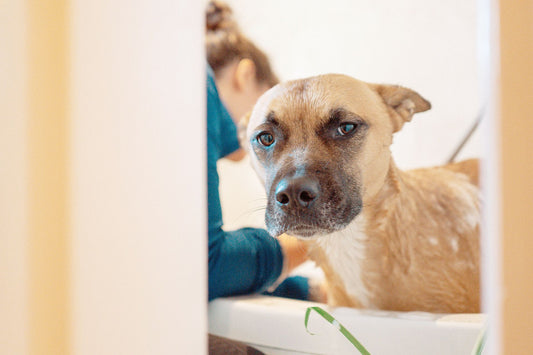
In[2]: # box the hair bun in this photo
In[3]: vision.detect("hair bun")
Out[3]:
[206,1,238,32]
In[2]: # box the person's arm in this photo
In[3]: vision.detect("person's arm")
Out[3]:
[208,227,284,301]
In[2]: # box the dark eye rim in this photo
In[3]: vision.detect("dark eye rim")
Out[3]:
[256,131,275,147]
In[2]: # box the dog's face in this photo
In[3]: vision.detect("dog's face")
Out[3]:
[243,74,430,238]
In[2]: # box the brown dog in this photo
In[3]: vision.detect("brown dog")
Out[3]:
[242,74,480,313]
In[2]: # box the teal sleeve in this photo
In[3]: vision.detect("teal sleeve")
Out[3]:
[208,228,284,300]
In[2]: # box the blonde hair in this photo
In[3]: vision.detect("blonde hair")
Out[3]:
[206,1,279,87]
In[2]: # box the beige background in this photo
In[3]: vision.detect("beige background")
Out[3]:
[1,0,207,354]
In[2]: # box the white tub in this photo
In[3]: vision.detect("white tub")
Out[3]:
[208,295,486,355]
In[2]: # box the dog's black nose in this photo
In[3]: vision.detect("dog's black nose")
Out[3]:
[275,176,320,208]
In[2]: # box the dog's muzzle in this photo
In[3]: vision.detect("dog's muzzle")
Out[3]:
[265,169,362,238]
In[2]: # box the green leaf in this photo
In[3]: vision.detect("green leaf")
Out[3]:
[304,306,371,355]
[472,327,487,355]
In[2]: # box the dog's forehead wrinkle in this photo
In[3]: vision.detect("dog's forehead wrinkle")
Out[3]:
[276,79,383,134]
[277,81,330,120]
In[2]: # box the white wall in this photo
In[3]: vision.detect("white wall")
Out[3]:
[70,1,206,354]
[219,0,481,230]
[1,2,207,353]
[0,1,29,354]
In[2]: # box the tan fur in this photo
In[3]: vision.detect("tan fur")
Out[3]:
[310,160,480,313]
[443,158,479,186]
[243,74,480,313]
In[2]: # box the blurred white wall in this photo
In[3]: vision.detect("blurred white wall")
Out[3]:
[1,1,207,354]
[0,1,29,353]
[219,0,481,230]
[70,1,206,354]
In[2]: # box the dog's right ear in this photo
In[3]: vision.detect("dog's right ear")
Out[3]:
[371,84,431,132]
[237,111,252,151]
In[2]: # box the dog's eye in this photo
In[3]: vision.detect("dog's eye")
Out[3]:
[338,123,358,136]
[257,132,275,147]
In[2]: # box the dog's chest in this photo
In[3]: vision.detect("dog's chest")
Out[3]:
[314,215,373,307]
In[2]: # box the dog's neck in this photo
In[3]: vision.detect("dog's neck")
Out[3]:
[311,158,480,309]
[357,159,405,227]
[370,159,404,201]
[359,157,480,273]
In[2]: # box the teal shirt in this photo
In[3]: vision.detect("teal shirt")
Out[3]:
[207,67,283,301]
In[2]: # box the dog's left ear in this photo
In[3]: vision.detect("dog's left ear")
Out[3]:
[371,84,431,132]
[237,111,252,151]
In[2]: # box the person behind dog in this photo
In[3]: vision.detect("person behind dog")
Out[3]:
[205,1,309,301]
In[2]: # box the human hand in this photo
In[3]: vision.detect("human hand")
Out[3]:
[278,234,308,274]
